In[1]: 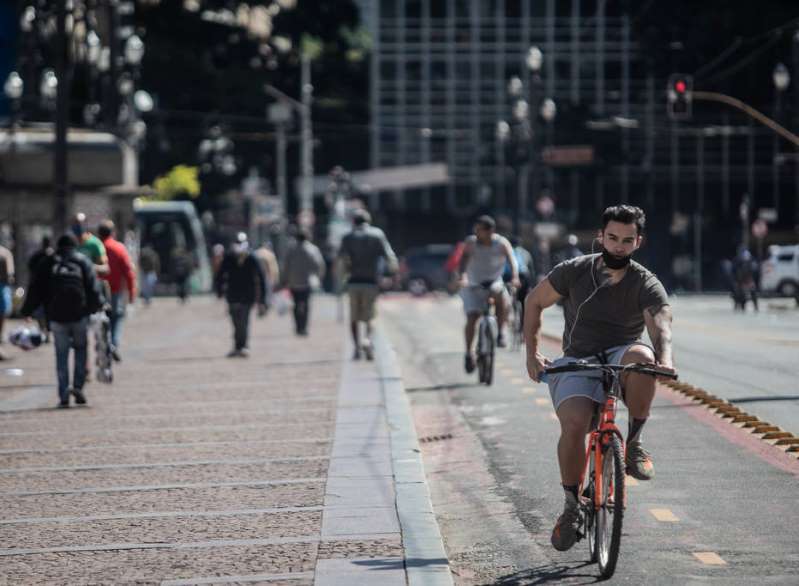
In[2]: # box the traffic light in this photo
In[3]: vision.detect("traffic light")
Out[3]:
[667,74,693,120]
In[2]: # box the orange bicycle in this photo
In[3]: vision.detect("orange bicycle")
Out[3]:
[543,360,678,579]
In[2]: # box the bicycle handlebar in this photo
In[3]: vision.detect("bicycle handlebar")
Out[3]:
[542,361,678,380]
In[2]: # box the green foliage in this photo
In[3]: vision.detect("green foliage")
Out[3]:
[339,26,372,62]
[301,34,323,61]
[150,165,201,201]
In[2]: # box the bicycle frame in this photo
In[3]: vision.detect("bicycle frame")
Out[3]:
[542,360,676,578]
[581,372,625,510]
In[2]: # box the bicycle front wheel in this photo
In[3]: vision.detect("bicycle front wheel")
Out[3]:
[595,435,625,579]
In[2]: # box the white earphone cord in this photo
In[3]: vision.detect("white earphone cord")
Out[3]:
[563,238,606,355]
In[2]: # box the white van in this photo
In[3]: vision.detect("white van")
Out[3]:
[761,244,799,299]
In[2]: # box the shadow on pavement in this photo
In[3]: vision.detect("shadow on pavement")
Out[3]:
[406,382,482,393]
[489,561,599,585]
[730,395,799,404]
[148,356,342,367]
[353,557,449,570]
[0,383,49,390]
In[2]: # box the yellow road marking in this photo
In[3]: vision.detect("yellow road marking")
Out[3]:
[693,552,727,566]
[650,508,679,522]
[535,398,550,407]
[521,387,535,395]
[625,476,639,486]
[510,377,525,385]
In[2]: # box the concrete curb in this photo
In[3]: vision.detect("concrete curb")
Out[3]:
[374,331,454,586]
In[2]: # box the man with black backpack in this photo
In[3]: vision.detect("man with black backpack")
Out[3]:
[21,234,105,408]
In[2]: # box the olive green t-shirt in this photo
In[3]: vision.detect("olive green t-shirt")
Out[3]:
[547,254,669,358]
[78,234,106,265]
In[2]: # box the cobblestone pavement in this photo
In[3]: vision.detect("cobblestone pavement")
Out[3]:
[0,296,409,585]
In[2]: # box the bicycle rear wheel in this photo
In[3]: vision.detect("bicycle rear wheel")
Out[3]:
[595,435,625,579]
[511,299,523,350]
[476,319,486,383]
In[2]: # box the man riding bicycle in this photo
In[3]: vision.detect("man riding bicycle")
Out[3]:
[523,205,674,552]
[458,215,519,373]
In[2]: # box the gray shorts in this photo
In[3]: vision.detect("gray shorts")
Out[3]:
[348,284,379,322]
[460,280,507,315]
[547,343,650,411]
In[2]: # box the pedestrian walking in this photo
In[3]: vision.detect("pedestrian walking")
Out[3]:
[71,213,110,380]
[280,228,325,336]
[27,236,54,342]
[214,233,268,358]
[21,234,105,408]
[733,247,759,312]
[338,210,398,360]
[171,245,194,303]
[0,241,16,352]
[138,244,160,305]
[98,220,136,360]
[254,241,280,294]
[211,243,225,277]
[71,213,110,277]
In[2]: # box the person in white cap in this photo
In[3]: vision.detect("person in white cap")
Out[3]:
[214,233,268,357]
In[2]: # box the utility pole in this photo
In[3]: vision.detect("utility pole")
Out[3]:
[54,0,69,234]
[300,54,314,217]
[267,102,291,220]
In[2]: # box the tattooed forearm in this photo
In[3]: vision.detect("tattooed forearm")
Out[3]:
[646,304,673,365]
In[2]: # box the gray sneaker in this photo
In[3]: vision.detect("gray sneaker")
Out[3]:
[551,493,582,551]
[626,440,655,481]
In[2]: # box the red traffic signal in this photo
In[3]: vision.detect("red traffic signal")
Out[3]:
[667,74,693,121]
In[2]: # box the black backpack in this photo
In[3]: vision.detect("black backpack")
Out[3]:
[47,254,88,322]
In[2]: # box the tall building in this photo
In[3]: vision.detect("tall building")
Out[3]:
[367,1,798,290]
[369,1,643,227]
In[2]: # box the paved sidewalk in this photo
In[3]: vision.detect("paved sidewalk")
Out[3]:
[0,295,451,585]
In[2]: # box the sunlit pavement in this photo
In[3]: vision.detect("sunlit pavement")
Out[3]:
[0,295,450,586]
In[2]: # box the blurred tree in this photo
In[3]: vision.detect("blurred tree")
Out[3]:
[134,0,368,217]
[151,165,201,201]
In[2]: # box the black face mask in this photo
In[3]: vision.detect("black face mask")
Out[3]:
[601,247,632,270]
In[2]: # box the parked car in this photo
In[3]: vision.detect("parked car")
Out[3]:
[399,244,455,296]
[761,244,799,301]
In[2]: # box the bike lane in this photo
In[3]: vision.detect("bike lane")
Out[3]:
[380,294,799,584]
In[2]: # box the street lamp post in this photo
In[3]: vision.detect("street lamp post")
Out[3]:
[506,76,530,234]
[539,97,557,192]
[773,62,790,215]
[54,0,70,235]
[526,47,543,223]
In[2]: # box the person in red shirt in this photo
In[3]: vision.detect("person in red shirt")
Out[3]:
[98,220,136,361]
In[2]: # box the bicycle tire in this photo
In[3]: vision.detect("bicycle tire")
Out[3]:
[585,452,598,563]
[484,337,494,386]
[511,300,523,350]
[476,319,486,383]
[595,435,625,579]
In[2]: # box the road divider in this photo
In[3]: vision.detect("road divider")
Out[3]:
[659,379,799,460]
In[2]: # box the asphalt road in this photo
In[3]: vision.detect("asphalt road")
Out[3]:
[537,294,799,437]
[379,293,799,585]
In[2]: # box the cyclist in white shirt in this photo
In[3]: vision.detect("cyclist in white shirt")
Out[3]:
[457,215,519,373]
